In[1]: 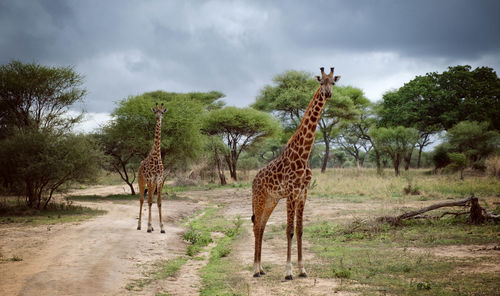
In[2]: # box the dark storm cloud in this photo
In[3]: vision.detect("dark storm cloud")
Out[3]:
[266,0,500,59]
[1,0,499,122]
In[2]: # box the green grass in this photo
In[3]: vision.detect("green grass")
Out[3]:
[0,254,23,263]
[0,198,106,225]
[125,256,188,291]
[309,168,500,201]
[199,218,246,296]
[305,217,500,295]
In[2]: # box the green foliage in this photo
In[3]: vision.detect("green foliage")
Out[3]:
[253,69,369,172]
[202,107,280,180]
[0,197,106,225]
[445,121,499,164]
[447,153,466,170]
[369,126,419,176]
[432,144,451,170]
[0,60,86,136]
[0,130,102,208]
[252,70,316,125]
[379,65,500,131]
[98,90,224,187]
[0,61,99,208]
[447,152,467,179]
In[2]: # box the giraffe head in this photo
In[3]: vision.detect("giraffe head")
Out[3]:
[315,67,341,98]
[151,102,167,120]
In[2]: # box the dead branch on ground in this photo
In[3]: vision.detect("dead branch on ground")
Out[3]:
[378,194,499,225]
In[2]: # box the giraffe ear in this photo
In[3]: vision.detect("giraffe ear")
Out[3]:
[333,76,341,83]
[315,76,321,82]
[162,108,168,114]
[151,108,156,113]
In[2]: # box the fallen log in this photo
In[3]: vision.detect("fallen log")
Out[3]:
[378,194,497,225]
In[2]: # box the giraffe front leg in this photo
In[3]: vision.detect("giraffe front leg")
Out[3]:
[147,183,154,232]
[296,195,307,278]
[157,181,165,234]
[138,192,144,230]
[137,175,146,230]
[285,197,296,280]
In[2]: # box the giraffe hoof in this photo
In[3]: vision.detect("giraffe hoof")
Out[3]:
[137,226,141,230]
[260,271,266,275]
[147,229,152,233]
[299,273,308,278]
[161,230,165,234]
[253,273,261,278]
[285,275,293,281]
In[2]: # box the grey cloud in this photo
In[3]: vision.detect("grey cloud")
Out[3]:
[1,0,499,117]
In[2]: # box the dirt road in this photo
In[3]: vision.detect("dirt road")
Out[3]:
[0,185,349,296]
[3,185,496,295]
[0,186,201,296]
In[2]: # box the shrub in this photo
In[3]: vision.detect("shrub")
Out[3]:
[485,156,500,178]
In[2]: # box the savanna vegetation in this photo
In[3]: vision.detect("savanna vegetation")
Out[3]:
[1,60,499,295]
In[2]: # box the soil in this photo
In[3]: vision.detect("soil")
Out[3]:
[0,185,498,296]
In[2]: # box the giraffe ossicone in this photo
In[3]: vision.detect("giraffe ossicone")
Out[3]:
[251,67,340,280]
[137,103,167,234]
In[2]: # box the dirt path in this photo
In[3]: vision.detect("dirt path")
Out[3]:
[0,186,201,296]
[2,185,497,296]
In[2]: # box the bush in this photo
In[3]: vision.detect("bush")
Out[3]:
[485,156,500,178]
[432,144,451,170]
[0,131,102,208]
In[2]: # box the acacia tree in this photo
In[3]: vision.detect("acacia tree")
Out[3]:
[445,121,499,165]
[202,107,280,180]
[379,65,500,168]
[98,91,222,193]
[369,126,419,176]
[335,122,372,168]
[0,61,85,136]
[0,61,101,208]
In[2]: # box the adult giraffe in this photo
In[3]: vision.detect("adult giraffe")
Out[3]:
[252,67,340,280]
[137,103,167,233]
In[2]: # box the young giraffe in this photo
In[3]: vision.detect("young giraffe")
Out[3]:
[252,67,340,280]
[137,103,167,233]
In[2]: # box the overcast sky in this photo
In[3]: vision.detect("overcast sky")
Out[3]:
[1,0,499,132]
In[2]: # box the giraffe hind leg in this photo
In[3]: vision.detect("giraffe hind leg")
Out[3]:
[252,191,277,277]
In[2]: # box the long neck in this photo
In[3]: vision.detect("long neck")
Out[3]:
[286,88,328,159]
[151,118,162,156]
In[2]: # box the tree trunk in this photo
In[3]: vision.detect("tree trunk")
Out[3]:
[375,149,382,175]
[404,148,413,171]
[393,154,400,176]
[227,153,237,181]
[127,182,136,195]
[355,156,360,169]
[117,162,136,195]
[321,139,330,173]
[417,145,424,169]
[212,140,227,185]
